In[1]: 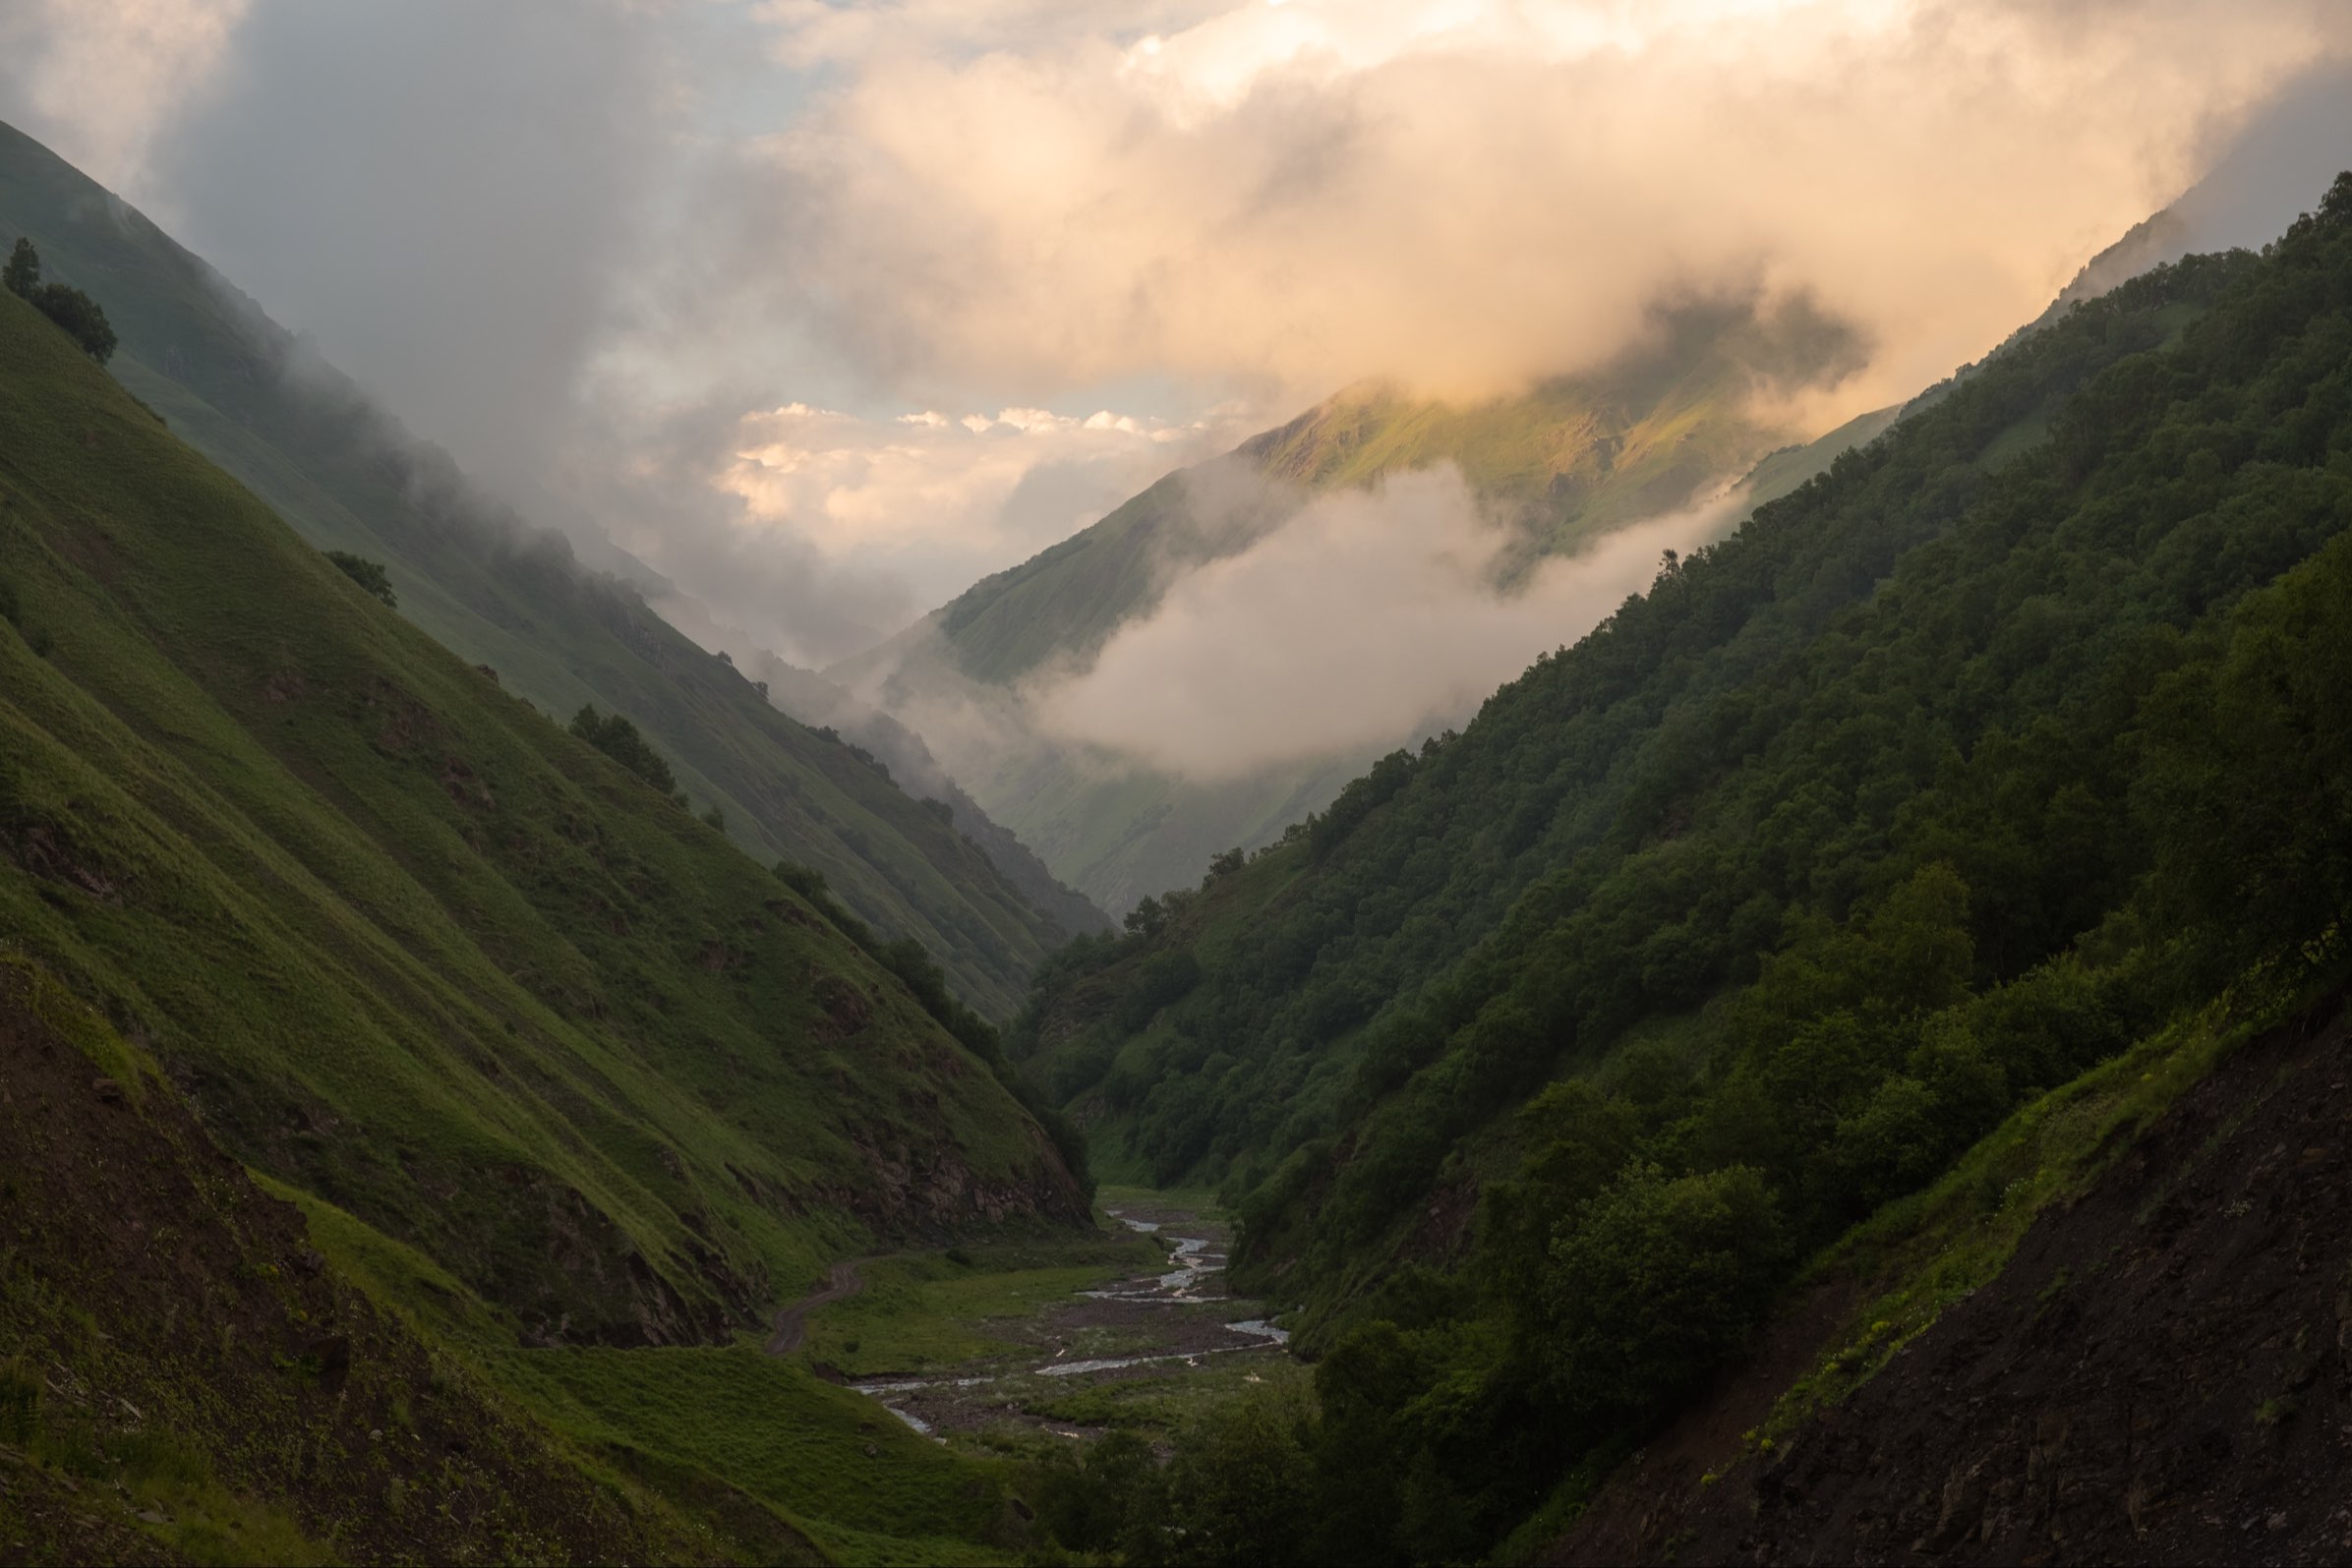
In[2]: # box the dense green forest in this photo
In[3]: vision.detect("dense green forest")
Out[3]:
[1009,174,2352,1560]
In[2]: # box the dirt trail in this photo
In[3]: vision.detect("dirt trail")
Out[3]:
[765,1258,875,1355]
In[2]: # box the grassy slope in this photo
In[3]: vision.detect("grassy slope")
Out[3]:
[0,288,1083,1360]
[0,117,1067,1018]
[0,956,736,1567]
[1,950,1061,1566]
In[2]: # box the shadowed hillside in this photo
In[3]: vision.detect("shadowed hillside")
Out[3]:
[0,258,1098,1559]
[997,175,2352,1561]
[0,116,1079,1017]
[0,275,1090,1330]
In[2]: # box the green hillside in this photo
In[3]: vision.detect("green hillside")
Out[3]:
[0,273,1094,1329]
[1004,178,2352,1557]
[918,297,1860,687]
[0,266,1101,1558]
[0,117,1075,1017]
[841,301,1885,911]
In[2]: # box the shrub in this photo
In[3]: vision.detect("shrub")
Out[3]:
[8,247,114,360]
[324,551,397,609]
[567,706,676,794]
[1165,1386,1315,1567]
[32,283,116,363]
[1541,1162,1790,1422]
[2,239,35,298]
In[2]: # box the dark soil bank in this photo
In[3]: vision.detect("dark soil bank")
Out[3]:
[0,969,732,1565]
[1551,993,2352,1566]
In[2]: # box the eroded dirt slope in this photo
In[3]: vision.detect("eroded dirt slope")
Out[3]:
[1550,994,2352,1566]
[0,962,800,1564]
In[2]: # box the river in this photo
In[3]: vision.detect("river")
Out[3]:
[848,1201,1292,1439]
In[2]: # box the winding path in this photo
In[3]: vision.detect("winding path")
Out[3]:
[765,1257,874,1355]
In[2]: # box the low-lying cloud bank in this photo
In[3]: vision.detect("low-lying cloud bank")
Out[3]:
[1027,466,1747,781]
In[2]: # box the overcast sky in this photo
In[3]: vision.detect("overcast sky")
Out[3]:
[4,0,2350,667]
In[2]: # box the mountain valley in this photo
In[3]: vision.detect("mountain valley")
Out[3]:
[2,18,2351,1566]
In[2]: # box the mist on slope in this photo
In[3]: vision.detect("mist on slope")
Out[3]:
[1018,467,1744,781]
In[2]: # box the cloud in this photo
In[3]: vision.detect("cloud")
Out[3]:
[564,394,930,670]
[1027,465,1746,779]
[714,398,1248,610]
[8,0,2350,685]
[0,0,252,188]
[142,0,674,501]
[749,0,2352,416]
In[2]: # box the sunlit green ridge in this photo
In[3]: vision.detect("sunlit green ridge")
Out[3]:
[845,299,1886,911]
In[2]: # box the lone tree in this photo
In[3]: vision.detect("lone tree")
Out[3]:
[4,238,117,363]
[3,238,36,298]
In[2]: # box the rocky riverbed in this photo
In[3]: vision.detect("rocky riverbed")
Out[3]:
[846,1200,1293,1440]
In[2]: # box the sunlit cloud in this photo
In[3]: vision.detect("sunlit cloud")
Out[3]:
[713,399,1248,610]
[6,0,2350,679]
[748,0,2350,418]
[0,0,252,192]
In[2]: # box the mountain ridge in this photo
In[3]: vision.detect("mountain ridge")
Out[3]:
[836,299,1883,910]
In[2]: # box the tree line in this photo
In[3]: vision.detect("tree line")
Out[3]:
[5,238,116,363]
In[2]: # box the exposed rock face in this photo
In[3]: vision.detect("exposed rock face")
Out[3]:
[1548,994,2352,1567]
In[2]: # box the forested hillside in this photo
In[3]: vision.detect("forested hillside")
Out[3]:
[0,278,1093,1557]
[0,117,1078,1016]
[1006,176,2352,1559]
[843,301,1892,910]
